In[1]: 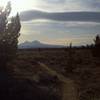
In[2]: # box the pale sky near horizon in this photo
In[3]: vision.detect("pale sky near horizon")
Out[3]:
[0,0,100,46]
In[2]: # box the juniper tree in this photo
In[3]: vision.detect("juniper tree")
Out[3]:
[0,2,21,70]
[94,35,100,46]
[92,35,100,57]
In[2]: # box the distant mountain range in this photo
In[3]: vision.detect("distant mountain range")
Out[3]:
[20,10,100,22]
[18,40,65,49]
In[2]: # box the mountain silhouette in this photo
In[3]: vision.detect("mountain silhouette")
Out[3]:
[18,40,65,49]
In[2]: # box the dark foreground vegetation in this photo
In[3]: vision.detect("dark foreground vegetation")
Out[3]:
[4,44,99,100]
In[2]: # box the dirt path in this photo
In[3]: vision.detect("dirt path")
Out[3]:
[38,62,79,100]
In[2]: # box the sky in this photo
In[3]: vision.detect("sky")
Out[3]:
[0,0,100,46]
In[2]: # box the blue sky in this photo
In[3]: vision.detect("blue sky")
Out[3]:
[1,0,100,45]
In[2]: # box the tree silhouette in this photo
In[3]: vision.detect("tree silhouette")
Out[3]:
[0,2,21,71]
[94,35,100,46]
[92,35,100,57]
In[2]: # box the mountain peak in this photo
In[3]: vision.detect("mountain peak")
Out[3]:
[32,40,41,44]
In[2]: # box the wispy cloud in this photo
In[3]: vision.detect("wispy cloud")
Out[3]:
[20,10,100,22]
[19,20,100,45]
[29,0,100,12]
[18,0,100,45]
[79,0,100,11]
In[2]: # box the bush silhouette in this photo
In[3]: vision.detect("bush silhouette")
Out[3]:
[0,2,21,70]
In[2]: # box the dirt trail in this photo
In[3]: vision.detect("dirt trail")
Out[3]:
[38,62,79,100]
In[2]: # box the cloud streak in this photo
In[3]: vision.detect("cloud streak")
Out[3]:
[18,0,100,45]
[20,21,100,44]
[29,0,100,12]
[20,10,100,22]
